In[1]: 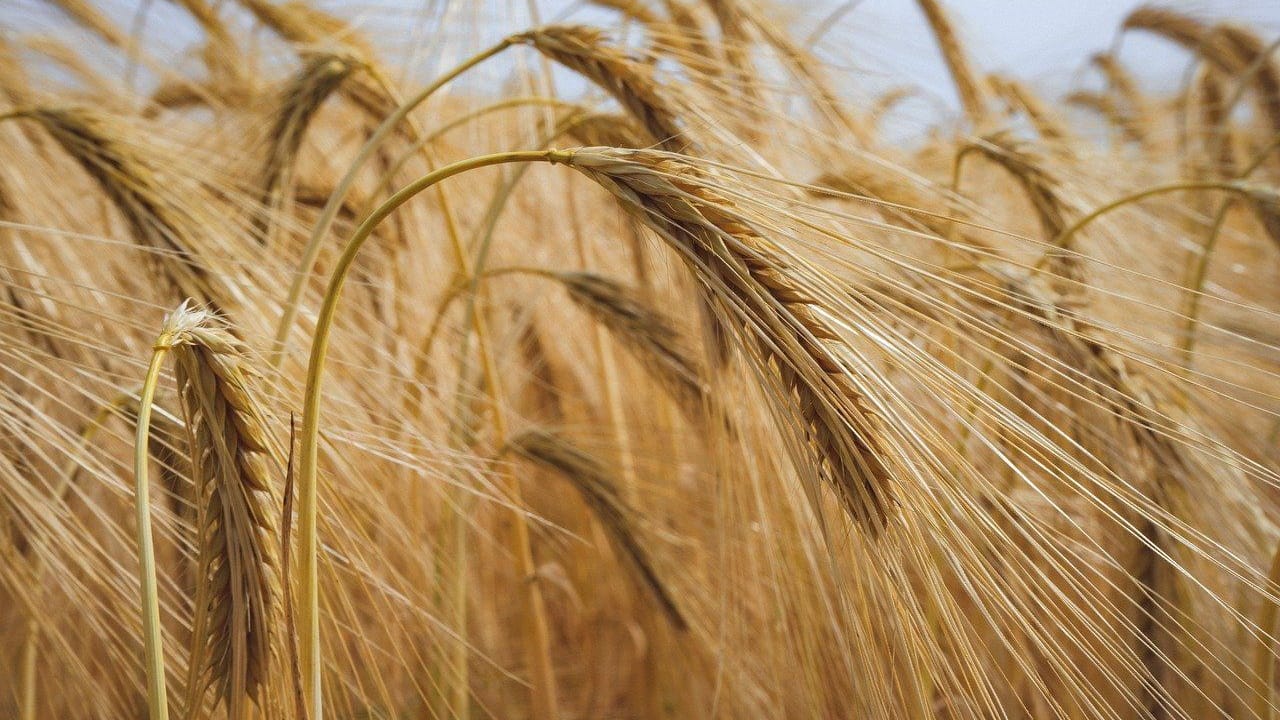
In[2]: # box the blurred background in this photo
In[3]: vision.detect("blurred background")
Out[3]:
[4,0,1280,139]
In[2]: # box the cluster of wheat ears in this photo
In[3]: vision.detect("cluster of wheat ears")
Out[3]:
[1,0,1280,718]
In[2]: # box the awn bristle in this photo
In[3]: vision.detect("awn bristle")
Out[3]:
[509,429,687,630]
[563,147,895,531]
[161,306,281,720]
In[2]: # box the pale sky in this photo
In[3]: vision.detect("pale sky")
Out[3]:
[815,0,1280,130]
[5,0,1279,136]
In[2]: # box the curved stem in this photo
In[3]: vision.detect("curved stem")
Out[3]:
[270,37,516,367]
[135,342,173,720]
[297,149,567,720]
[1037,180,1250,271]
[366,97,581,217]
[1207,36,1280,171]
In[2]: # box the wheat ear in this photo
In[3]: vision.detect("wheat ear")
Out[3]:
[555,271,708,422]
[254,52,358,244]
[509,430,687,630]
[18,107,226,308]
[514,25,693,152]
[563,148,896,531]
[136,303,281,720]
[170,311,282,720]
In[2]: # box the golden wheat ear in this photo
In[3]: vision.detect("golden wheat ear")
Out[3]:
[564,148,897,533]
[159,308,282,720]
[554,272,709,422]
[515,25,694,153]
[508,429,688,631]
[19,107,229,310]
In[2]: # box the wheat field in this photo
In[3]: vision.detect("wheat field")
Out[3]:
[1,1,1279,718]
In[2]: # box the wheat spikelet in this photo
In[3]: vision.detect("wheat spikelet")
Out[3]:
[703,0,761,114]
[968,133,1071,241]
[1124,8,1276,125]
[555,271,708,421]
[1122,6,1214,55]
[161,306,281,720]
[1066,90,1148,148]
[589,0,663,26]
[235,0,391,119]
[563,147,895,531]
[1090,53,1153,150]
[0,35,31,105]
[1192,67,1235,177]
[236,0,371,55]
[517,25,693,152]
[1214,24,1280,136]
[509,429,686,630]
[812,163,996,257]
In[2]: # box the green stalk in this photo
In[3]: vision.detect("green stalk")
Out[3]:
[19,620,36,720]
[135,337,176,720]
[297,149,569,720]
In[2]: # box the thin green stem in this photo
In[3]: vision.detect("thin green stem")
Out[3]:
[297,149,568,720]
[135,341,173,720]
